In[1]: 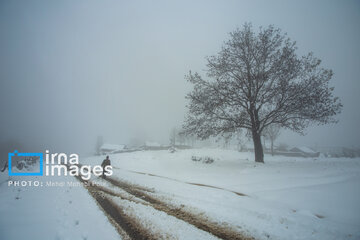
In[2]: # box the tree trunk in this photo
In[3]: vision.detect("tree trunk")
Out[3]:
[252,130,264,163]
[271,139,274,156]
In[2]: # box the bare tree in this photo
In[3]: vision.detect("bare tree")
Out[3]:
[0,139,22,170]
[235,130,246,152]
[182,23,342,163]
[219,132,232,149]
[95,135,103,155]
[263,124,281,156]
[188,134,197,147]
[177,131,186,146]
[169,127,177,146]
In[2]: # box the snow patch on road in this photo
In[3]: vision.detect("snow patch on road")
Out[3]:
[111,196,220,240]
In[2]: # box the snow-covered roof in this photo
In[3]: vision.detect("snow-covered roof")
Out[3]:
[291,146,317,153]
[100,143,126,151]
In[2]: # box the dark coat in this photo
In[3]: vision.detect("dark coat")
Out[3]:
[101,159,111,168]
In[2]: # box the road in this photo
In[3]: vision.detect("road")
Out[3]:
[75,173,253,240]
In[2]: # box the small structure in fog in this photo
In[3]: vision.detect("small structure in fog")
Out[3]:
[100,143,126,155]
[290,146,320,158]
[315,146,360,158]
[143,141,168,150]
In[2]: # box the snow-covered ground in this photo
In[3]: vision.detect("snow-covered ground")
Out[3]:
[83,148,360,240]
[0,174,121,240]
[1,148,359,240]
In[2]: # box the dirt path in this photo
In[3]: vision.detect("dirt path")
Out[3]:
[73,174,157,239]
[72,164,253,240]
[90,175,253,240]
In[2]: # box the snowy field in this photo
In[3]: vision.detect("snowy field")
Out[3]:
[1,148,359,240]
[0,174,121,240]
[83,148,360,240]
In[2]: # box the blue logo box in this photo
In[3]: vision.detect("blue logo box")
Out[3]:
[8,150,43,176]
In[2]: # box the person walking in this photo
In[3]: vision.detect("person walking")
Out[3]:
[101,156,111,179]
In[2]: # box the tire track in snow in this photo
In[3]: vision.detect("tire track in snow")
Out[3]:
[69,166,156,240]
[98,176,254,240]
[87,188,155,240]
[115,167,248,197]
[73,164,253,240]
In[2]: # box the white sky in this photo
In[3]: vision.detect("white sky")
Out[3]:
[0,0,359,154]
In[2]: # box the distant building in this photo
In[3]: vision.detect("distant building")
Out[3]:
[314,146,360,158]
[100,143,126,155]
[142,141,170,150]
[290,146,320,158]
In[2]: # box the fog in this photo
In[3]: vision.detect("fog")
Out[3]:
[0,0,359,157]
